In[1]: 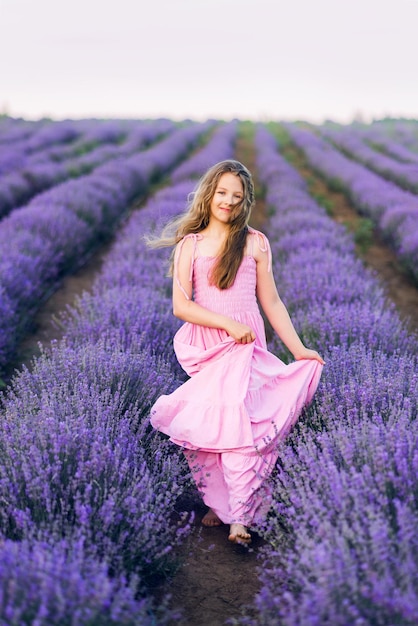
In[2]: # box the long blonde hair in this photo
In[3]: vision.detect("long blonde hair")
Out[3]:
[148,160,255,289]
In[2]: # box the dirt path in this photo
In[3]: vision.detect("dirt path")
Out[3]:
[279,137,418,334]
[157,503,264,626]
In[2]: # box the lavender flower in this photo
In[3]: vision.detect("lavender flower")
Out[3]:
[0,537,178,625]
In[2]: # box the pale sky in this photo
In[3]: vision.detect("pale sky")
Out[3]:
[1,0,417,123]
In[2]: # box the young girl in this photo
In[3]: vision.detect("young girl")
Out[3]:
[149,160,324,545]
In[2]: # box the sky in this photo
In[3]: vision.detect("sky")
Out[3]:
[1,0,417,123]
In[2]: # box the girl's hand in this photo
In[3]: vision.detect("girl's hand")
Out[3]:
[294,348,326,365]
[225,320,256,344]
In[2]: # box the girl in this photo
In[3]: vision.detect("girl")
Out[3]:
[149,160,324,545]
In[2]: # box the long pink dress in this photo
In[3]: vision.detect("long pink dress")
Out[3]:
[150,230,323,526]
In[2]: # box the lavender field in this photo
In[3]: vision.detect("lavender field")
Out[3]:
[0,116,417,625]
[284,121,418,282]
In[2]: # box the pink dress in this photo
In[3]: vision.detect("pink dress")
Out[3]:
[150,230,323,526]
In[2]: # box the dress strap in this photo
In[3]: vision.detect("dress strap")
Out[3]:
[174,233,203,300]
[248,228,272,272]
[250,229,255,257]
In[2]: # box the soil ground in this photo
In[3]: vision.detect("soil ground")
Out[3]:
[157,502,265,625]
[2,129,417,625]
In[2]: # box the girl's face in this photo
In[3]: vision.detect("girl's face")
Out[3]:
[209,173,244,224]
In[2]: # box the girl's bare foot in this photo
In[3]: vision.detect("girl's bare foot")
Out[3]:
[201,508,222,527]
[228,523,251,545]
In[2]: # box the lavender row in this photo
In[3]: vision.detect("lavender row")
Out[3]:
[0,336,186,624]
[20,120,168,164]
[0,119,126,173]
[0,117,47,146]
[321,125,418,192]
[0,117,29,141]
[359,124,418,165]
[0,120,131,174]
[0,119,82,174]
[0,118,139,171]
[0,188,190,624]
[0,122,213,377]
[0,119,175,219]
[371,119,418,153]
[285,123,418,283]
[0,536,178,625]
[0,124,238,622]
[236,126,418,625]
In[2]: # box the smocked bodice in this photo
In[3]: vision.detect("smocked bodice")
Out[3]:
[193,256,259,316]
[174,229,271,319]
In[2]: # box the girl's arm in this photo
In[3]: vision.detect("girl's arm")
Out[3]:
[254,235,325,364]
[172,237,255,344]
